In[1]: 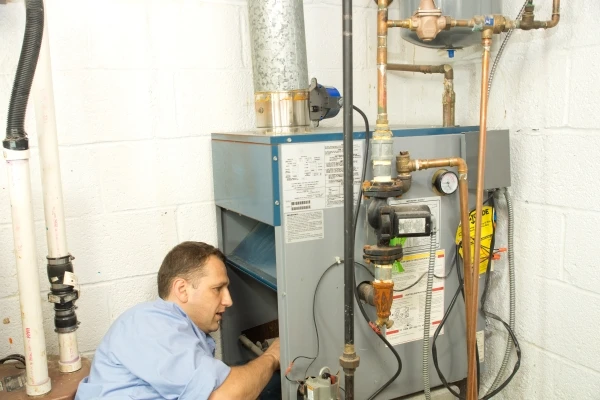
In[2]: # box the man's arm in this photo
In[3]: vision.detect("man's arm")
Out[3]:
[209,338,280,400]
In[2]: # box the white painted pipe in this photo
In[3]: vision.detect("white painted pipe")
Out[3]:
[4,149,52,396]
[58,332,80,372]
[32,0,81,373]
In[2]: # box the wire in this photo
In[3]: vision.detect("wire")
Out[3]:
[352,105,370,232]
[350,105,402,400]
[289,106,401,398]
[431,196,521,399]
[0,354,26,369]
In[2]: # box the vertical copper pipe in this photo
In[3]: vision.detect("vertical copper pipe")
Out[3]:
[403,158,472,351]
[467,30,493,400]
[387,64,455,127]
[442,65,455,127]
[547,0,561,28]
[376,0,388,129]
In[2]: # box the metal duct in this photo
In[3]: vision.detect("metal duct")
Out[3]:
[248,0,310,131]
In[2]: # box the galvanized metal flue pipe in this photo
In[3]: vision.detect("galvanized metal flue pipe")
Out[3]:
[387,63,455,127]
[248,0,310,131]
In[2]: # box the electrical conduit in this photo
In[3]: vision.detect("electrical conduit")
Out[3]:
[488,189,516,392]
[3,0,51,394]
[422,228,436,400]
[32,0,81,373]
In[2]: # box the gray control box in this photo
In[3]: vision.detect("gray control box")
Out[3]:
[463,129,511,190]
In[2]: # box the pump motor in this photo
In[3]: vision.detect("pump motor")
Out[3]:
[308,78,342,125]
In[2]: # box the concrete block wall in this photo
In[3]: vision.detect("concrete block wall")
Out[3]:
[0,0,598,398]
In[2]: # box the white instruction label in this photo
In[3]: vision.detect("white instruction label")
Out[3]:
[280,141,364,213]
[388,196,441,254]
[284,210,325,244]
[476,330,485,362]
[386,250,445,346]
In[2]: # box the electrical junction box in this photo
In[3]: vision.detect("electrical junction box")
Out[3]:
[394,204,433,237]
[211,125,509,400]
[463,129,511,190]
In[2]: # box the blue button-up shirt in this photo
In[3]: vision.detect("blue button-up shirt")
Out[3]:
[75,298,231,400]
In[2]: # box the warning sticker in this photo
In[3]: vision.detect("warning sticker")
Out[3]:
[280,141,364,213]
[388,197,441,254]
[455,205,494,275]
[284,210,324,244]
[386,250,445,346]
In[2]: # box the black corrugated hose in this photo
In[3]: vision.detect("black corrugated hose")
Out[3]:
[4,0,44,151]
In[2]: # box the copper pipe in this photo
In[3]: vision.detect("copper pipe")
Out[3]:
[388,63,448,77]
[465,30,493,400]
[399,157,472,361]
[547,0,561,28]
[388,63,455,127]
[520,0,561,29]
[387,19,411,29]
[376,0,389,131]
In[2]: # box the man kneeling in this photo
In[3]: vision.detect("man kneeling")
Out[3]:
[75,241,280,399]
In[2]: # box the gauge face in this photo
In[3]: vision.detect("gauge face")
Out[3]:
[440,172,458,194]
[433,169,458,195]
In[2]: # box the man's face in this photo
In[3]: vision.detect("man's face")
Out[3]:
[183,256,233,333]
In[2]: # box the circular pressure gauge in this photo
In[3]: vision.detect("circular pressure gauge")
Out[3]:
[432,169,458,196]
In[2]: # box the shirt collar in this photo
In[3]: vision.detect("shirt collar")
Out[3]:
[155,298,217,355]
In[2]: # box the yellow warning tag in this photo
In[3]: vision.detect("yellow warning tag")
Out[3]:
[455,205,494,275]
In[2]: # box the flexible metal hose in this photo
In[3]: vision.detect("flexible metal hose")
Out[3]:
[422,228,437,400]
[487,1,529,99]
[488,189,516,393]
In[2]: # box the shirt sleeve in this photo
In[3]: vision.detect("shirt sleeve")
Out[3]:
[107,306,231,400]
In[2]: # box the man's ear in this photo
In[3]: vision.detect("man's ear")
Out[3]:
[171,277,189,303]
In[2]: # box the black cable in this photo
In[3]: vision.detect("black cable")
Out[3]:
[431,195,521,399]
[351,105,402,400]
[355,261,374,277]
[434,245,457,279]
[352,105,370,232]
[287,260,341,382]
[0,354,26,369]
[290,106,402,397]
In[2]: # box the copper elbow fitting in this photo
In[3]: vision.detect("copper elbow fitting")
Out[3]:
[373,281,394,328]
[396,151,413,193]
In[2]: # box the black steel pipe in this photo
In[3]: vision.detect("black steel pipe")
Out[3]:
[4,0,44,151]
[342,0,357,397]
[343,0,354,346]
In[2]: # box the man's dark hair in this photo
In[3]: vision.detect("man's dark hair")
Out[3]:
[157,241,226,299]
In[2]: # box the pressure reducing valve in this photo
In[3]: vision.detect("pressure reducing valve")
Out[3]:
[301,367,340,400]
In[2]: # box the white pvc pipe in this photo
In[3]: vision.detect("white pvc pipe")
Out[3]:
[32,0,68,258]
[4,149,52,396]
[32,0,81,373]
[58,332,80,371]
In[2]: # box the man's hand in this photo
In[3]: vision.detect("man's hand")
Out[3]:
[209,337,281,400]
[263,338,280,371]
